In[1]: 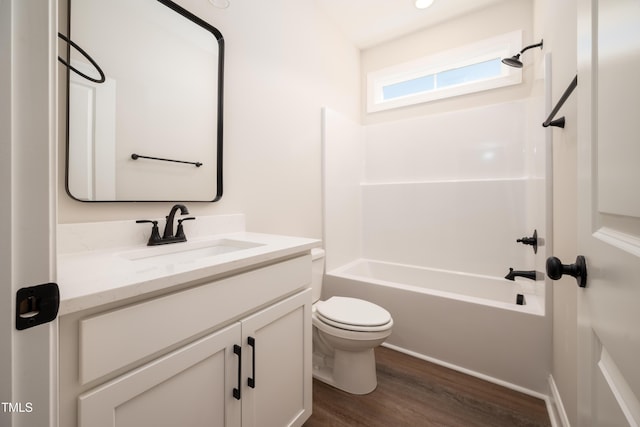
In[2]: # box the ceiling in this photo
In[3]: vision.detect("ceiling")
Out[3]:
[314,0,508,49]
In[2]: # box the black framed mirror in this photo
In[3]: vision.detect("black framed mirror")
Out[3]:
[63,0,224,202]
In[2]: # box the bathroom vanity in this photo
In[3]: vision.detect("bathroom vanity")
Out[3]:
[57,216,319,427]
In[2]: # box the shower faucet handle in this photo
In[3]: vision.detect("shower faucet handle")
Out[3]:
[516,229,538,254]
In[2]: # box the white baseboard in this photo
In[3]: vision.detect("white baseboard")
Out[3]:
[547,374,571,427]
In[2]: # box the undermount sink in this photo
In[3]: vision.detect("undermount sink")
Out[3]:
[121,239,264,266]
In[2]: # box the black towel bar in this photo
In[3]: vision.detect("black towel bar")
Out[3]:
[131,153,203,167]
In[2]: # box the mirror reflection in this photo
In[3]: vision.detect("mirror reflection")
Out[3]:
[64,0,224,202]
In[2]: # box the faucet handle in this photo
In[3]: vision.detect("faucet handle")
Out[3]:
[516,229,538,254]
[175,217,196,240]
[136,220,162,246]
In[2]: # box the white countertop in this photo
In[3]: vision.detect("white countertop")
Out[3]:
[57,231,320,315]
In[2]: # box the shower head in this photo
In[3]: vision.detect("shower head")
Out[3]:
[502,40,543,68]
[501,54,523,68]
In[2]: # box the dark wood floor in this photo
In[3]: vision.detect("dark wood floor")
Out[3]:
[304,346,551,427]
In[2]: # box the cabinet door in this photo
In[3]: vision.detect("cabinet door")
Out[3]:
[240,289,312,427]
[78,323,242,427]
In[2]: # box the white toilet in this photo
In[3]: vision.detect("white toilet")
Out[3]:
[310,249,393,395]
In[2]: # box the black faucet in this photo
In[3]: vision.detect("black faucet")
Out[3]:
[136,204,195,246]
[504,268,537,281]
[163,204,189,239]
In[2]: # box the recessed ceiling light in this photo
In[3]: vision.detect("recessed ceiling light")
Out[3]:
[209,0,230,9]
[415,0,434,9]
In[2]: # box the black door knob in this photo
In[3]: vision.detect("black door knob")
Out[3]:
[546,255,587,288]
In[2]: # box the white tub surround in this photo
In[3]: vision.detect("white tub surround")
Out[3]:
[57,214,320,427]
[57,214,320,314]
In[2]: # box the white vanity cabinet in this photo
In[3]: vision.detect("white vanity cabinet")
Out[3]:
[59,254,313,427]
[78,322,243,427]
[239,290,312,427]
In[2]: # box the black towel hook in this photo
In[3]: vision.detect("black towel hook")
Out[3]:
[57,32,105,84]
[542,75,577,128]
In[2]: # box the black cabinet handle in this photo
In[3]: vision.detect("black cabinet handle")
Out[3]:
[546,255,587,288]
[233,344,241,400]
[248,337,256,388]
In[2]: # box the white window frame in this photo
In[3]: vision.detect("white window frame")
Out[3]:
[367,31,523,113]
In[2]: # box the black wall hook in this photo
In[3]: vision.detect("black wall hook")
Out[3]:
[543,75,577,128]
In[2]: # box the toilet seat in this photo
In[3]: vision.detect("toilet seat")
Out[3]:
[316,297,392,332]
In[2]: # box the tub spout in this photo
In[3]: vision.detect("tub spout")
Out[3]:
[504,268,537,281]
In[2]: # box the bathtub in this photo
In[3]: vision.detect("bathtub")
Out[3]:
[333,259,544,315]
[323,258,551,395]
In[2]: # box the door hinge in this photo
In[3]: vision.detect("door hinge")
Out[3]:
[16,283,60,330]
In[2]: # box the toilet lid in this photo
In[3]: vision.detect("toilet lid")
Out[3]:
[316,297,391,327]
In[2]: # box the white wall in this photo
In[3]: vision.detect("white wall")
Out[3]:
[540,0,579,424]
[58,0,360,240]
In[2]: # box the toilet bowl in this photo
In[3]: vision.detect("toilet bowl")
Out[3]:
[310,249,393,395]
[312,296,393,394]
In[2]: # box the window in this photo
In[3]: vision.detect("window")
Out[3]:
[367,31,523,112]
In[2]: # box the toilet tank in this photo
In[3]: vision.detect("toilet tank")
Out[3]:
[311,248,325,303]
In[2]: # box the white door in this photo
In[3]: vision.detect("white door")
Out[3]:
[577,0,640,424]
[67,65,117,201]
[0,1,58,427]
